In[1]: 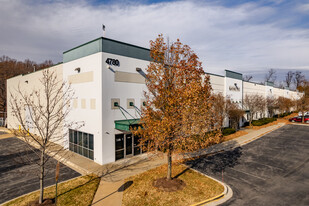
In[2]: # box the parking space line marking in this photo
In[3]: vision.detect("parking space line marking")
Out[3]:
[249,161,284,171]
[226,174,258,188]
[229,168,267,181]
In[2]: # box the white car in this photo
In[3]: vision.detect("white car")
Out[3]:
[298,111,309,116]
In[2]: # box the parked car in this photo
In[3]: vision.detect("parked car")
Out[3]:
[289,116,309,123]
[298,111,309,116]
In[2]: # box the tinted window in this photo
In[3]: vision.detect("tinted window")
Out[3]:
[83,133,88,148]
[68,129,94,161]
[78,132,83,146]
[115,134,124,150]
[89,134,94,150]
[74,131,77,144]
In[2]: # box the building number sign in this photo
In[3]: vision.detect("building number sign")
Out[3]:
[106,58,120,66]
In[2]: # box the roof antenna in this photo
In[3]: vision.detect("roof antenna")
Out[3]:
[102,24,106,37]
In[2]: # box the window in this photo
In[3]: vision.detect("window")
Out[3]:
[115,133,145,161]
[69,129,94,160]
[115,134,124,160]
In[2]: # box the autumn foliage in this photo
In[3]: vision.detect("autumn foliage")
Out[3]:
[134,35,221,180]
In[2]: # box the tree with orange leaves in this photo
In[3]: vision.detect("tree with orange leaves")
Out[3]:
[135,35,221,183]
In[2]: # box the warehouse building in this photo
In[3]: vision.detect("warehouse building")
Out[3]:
[7,37,302,165]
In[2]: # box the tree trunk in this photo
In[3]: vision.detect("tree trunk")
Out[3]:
[302,113,305,123]
[167,151,172,180]
[39,151,45,204]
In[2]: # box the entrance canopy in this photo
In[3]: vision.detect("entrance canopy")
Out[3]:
[114,119,141,131]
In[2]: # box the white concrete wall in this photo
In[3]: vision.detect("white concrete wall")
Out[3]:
[101,52,149,164]
[62,53,104,164]
[243,82,265,97]
[7,64,63,144]
[209,74,225,94]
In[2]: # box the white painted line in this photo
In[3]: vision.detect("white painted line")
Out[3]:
[229,168,267,181]
[250,161,284,171]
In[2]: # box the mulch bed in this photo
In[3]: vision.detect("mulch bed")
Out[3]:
[153,177,186,192]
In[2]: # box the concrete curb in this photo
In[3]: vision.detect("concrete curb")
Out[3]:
[189,167,232,206]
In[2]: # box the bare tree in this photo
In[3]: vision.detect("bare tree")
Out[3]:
[297,96,309,123]
[243,75,253,82]
[296,81,309,123]
[256,95,266,118]
[276,81,285,89]
[294,71,305,89]
[266,96,277,118]
[0,55,53,120]
[285,71,294,88]
[265,69,276,83]
[212,93,227,129]
[277,96,293,115]
[9,69,80,204]
[243,94,265,126]
[226,98,244,130]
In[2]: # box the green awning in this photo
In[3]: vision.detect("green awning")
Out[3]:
[115,119,141,131]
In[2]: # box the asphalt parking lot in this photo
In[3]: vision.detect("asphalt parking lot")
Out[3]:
[187,124,309,205]
[0,137,81,204]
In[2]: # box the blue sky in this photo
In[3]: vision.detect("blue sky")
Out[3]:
[1,0,309,83]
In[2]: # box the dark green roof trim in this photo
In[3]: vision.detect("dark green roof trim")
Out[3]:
[63,38,102,63]
[265,81,274,86]
[63,37,102,54]
[102,37,150,52]
[63,37,150,63]
[102,38,150,61]
[115,119,141,131]
[225,70,243,80]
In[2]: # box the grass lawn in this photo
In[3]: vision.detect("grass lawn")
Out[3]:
[3,175,100,206]
[122,164,224,206]
[248,112,296,130]
[222,113,298,142]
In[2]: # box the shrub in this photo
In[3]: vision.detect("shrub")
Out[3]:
[222,127,236,136]
[273,112,292,118]
[252,118,277,126]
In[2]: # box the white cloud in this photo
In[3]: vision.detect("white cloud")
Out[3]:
[297,3,309,13]
[0,0,309,75]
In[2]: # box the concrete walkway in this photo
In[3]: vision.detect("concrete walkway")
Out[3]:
[0,123,286,206]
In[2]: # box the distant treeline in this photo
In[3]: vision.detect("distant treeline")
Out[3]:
[0,55,53,115]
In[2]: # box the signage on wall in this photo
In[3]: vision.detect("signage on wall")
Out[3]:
[106,58,120,66]
[229,83,240,91]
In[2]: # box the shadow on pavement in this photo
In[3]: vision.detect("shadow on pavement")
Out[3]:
[186,146,243,174]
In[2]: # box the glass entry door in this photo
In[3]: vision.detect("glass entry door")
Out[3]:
[115,133,144,161]
[115,134,124,160]
[126,134,133,156]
